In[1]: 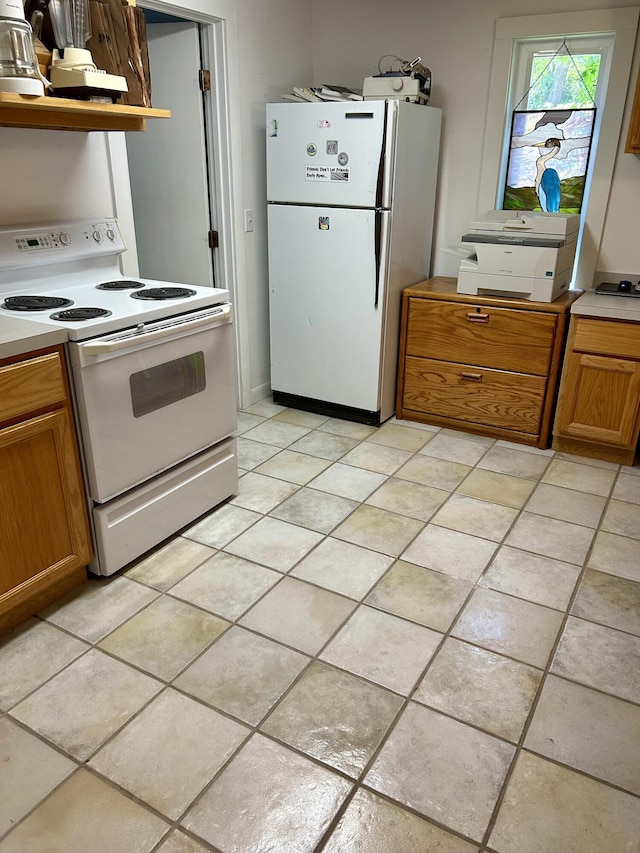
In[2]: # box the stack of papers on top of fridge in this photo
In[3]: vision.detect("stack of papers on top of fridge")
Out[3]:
[280,85,363,103]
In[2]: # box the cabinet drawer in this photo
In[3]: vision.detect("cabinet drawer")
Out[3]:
[572,317,640,360]
[402,357,546,434]
[0,351,66,424]
[405,298,556,376]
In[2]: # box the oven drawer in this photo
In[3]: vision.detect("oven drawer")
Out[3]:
[0,351,66,423]
[405,298,556,376]
[402,356,547,434]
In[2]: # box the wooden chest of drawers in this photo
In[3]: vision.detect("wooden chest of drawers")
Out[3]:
[396,277,581,447]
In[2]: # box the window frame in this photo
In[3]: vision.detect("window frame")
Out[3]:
[477,8,639,290]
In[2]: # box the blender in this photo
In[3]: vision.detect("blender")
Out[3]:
[48,0,127,101]
[0,0,46,95]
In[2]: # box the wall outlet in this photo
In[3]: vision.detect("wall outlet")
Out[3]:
[244,209,254,232]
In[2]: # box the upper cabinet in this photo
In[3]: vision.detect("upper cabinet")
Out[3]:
[0,92,170,133]
[625,68,640,154]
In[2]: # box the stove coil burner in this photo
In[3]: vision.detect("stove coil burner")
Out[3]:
[50,307,113,321]
[3,295,74,312]
[131,287,197,301]
[96,280,145,291]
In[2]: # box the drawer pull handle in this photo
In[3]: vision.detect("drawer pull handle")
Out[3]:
[467,312,489,323]
[461,371,483,382]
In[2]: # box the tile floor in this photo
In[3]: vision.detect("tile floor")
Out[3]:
[2,398,640,852]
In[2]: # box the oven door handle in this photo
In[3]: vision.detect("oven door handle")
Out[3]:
[80,305,232,355]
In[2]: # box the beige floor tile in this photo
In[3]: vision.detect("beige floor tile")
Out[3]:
[323,789,478,853]
[240,577,356,655]
[613,471,640,504]
[488,751,640,853]
[504,512,594,565]
[340,442,413,476]
[89,689,248,820]
[169,551,280,620]
[98,596,229,681]
[551,616,640,703]
[0,619,87,711]
[414,638,542,742]
[243,397,287,418]
[224,516,323,571]
[587,530,640,582]
[287,430,360,460]
[0,769,168,853]
[124,537,215,591]
[480,546,581,610]
[401,524,498,582]
[419,432,489,466]
[156,830,210,853]
[320,605,442,694]
[571,569,640,636]
[365,703,514,841]
[234,411,266,434]
[254,449,332,484]
[182,734,351,852]
[525,675,640,795]
[525,482,606,527]
[395,454,472,490]
[365,477,449,521]
[600,498,640,540]
[453,588,564,668]
[391,417,440,433]
[241,419,311,447]
[10,649,162,760]
[309,462,387,501]
[0,717,75,836]
[366,560,472,632]
[317,418,377,439]
[430,494,518,541]
[542,458,617,496]
[290,537,393,600]
[230,471,299,512]
[236,436,281,469]
[174,626,308,725]
[272,408,330,428]
[555,450,619,469]
[182,503,261,549]
[365,422,434,452]
[39,576,158,644]
[456,468,536,509]
[440,427,495,445]
[270,487,358,533]
[477,445,551,479]
[494,439,555,456]
[332,504,424,557]
[261,661,402,777]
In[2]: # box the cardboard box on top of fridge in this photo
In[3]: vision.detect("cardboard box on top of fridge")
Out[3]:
[456,210,581,303]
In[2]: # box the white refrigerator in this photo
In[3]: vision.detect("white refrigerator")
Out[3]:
[266,98,442,424]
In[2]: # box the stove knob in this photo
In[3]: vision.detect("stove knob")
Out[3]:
[106,228,116,242]
[93,230,103,243]
[59,232,71,246]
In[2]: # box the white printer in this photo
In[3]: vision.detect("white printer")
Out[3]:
[457,211,580,302]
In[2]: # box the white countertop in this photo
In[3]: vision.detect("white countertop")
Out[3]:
[570,290,640,323]
[0,316,68,361]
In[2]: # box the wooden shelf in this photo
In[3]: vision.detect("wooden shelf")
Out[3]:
[0,92,171,132]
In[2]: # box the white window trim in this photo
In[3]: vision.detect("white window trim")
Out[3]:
[477,7,639,290]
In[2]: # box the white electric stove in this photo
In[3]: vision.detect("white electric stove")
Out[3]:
[0,218,238,576]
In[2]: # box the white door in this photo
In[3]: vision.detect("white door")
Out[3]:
[268,203,388,412]
[266,101,391,208]
[126,22,213,287]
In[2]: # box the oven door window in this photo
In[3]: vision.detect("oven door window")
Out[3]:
[130,351,206,418]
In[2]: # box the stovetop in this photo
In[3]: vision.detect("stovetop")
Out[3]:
[0,219,229,341]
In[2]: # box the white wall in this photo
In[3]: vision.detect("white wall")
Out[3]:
[310,0,640,279]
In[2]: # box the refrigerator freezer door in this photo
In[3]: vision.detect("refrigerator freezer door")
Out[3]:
[266,100,391,208]
[268,203,388,413]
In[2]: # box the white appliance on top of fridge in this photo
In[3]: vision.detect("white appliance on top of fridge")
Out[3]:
[266,98,441,425]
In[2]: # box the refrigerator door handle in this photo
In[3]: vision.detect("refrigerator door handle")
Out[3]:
[374,209,390,309]
[375,104,389,209]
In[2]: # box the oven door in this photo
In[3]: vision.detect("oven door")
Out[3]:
[67,304,236,503]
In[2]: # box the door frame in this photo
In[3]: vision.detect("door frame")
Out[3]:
[106,0,250,408]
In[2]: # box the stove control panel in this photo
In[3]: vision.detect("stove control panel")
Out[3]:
[0,218,126,271]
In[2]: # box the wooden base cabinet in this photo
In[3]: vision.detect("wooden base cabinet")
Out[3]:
[553,316,640,465]
[396,278,581,447]
[0,346,91,633]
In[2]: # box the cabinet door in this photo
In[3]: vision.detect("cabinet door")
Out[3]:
[0,409,91,595]
[555,352,640,445]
